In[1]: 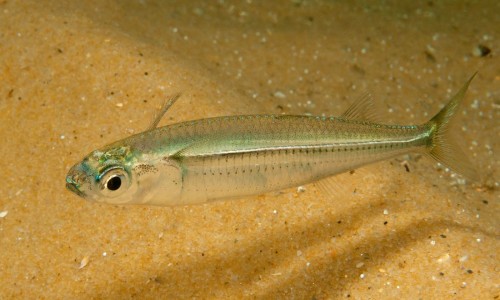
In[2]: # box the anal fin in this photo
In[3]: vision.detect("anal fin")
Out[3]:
[312,168,372,200]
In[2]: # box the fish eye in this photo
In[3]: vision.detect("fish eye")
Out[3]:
[98,167,130,197]
[106,175,122,191]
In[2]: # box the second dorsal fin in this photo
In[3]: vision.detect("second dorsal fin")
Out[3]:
[341,92,381,123]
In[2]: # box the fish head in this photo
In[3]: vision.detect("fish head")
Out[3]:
[66,142,184,206]
[66,145,136,204]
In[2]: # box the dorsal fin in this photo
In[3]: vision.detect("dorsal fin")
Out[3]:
[147,93,182,130]
[341,92,381,123]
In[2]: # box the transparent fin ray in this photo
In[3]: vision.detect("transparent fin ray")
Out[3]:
[426,73,478,181]
[341,92,382,123]
[312,170,361,199]
[147,93,182,131]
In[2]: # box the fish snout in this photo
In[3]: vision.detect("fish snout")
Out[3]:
[65,165,89,198]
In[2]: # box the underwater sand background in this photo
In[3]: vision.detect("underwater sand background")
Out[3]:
[0,0,498,298]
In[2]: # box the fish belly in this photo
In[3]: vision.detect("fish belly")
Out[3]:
[178,142,419,204]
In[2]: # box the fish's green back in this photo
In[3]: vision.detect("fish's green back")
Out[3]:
[129,115,426,157]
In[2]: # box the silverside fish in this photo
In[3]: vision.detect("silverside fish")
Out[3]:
[66,75,477,206]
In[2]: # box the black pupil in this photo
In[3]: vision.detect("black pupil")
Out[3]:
[107,176,121,191]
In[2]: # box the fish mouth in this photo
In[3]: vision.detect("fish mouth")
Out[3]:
[66,181,86,198]
[66,163,92,198]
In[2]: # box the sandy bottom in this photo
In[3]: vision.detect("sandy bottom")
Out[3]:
[0,0,498,298]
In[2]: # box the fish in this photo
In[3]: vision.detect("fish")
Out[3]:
[66,75,478,206]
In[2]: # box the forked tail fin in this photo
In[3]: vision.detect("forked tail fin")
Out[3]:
[426,74,478,181]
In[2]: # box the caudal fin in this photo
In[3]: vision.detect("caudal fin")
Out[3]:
[426,74,478,181]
